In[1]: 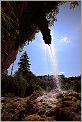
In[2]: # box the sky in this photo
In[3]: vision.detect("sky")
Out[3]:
[8,2,81,77]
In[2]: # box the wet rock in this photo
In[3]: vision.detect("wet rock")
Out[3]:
[25,98,38,115]
[24,114,55,121]
[73,114,81,121]
[1,91,81,121]
[1,112,13,121]
[53,91,81,121]
[1,97,27,121]
[24,114,42,121]
[1,97,6,103]
[38,110,45,116]
[54,107,74,121]
[45,108,55,117]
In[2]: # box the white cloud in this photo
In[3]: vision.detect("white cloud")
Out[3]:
[59,72,65,75]
[60,36,70,44]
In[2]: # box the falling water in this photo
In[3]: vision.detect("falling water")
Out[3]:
[47,43,61,92]
[37,39,63,107]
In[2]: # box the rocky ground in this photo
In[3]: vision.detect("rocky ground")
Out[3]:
[1,90,81,121]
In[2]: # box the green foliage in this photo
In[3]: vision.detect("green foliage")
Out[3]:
[18,51,30,76]
[70,80,81,92]
[1,50,44,97]
[1,51,81,97]
[60,75,81,93]
[13,74,28,97]
[1,74,14,96]
[37,75,55,91]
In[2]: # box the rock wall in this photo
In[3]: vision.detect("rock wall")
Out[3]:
[1,1,79,73]
[1,1,53,73]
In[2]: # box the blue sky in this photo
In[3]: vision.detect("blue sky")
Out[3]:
[8,2,81,77]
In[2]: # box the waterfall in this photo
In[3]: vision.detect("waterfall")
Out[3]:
[47,42,61,91]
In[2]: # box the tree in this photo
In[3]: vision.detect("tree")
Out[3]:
[1,73,15,96]
[13,74,28,97]
[18,51,30,76]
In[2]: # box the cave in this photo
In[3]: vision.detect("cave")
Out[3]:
[1,1,79,73]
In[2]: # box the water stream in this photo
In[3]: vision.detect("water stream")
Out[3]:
[37,40,62,107]
[47,43,61,91]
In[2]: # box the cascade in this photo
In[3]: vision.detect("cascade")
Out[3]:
[47,43,61,92]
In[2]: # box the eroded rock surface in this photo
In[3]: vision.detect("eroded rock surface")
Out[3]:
[1,91,81,121]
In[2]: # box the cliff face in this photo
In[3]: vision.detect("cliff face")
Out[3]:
[1,1,79,73]
[1,1,58,73]
[1,1,50,73]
